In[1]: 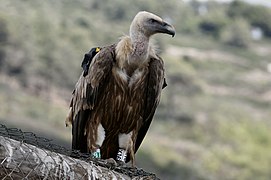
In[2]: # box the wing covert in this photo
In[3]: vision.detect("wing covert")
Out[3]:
[134,56,165,153]
[66,45,116,152]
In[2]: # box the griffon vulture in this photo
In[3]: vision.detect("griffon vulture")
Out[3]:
[66,11,175,165]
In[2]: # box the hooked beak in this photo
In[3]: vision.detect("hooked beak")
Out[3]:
[160,21,176,37]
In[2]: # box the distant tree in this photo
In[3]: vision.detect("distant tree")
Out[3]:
[227,0,248,18]
[199,12,229,38]
[221,18,252,48]
[228,0,271,38]
[175,2,200,34]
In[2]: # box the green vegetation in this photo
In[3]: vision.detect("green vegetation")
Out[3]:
[228,0,271,37]
[1,0,271,179]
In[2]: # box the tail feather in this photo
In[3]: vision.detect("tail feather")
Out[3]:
[72,110,90,153]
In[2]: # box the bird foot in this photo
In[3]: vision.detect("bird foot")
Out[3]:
[105,158,118,167]
[118,161,135,169]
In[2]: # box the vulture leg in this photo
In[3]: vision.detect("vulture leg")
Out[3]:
[91,123,105,159]
[117,132,132,163]
[117,131,136,166]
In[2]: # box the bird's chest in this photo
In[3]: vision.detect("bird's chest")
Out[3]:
[112,66,148,89]
[99,66,148,130]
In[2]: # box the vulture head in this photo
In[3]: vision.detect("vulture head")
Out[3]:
[116,11,175,67]
[130,11,175,38]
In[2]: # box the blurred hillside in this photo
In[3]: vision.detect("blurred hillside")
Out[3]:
[1,0,271,179]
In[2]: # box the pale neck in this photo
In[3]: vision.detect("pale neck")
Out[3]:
[130,31,150,61]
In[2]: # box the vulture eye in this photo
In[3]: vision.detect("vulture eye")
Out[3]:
[149,18,158,23]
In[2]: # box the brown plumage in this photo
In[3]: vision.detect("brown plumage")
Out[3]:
[66,11,175,165]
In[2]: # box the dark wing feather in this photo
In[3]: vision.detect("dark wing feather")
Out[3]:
[135,56,165,153]
[81,47,101,77]
[68,45,116,153]
[72,109,90,152]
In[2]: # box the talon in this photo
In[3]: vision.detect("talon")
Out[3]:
[106,158,118,167]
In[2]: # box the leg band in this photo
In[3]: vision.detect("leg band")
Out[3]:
[116,148,127,162]
[92,148,101,159]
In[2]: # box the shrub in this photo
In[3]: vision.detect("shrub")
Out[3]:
[199,11,229,38]
[220,18,252,48]
[228,0,271,38]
